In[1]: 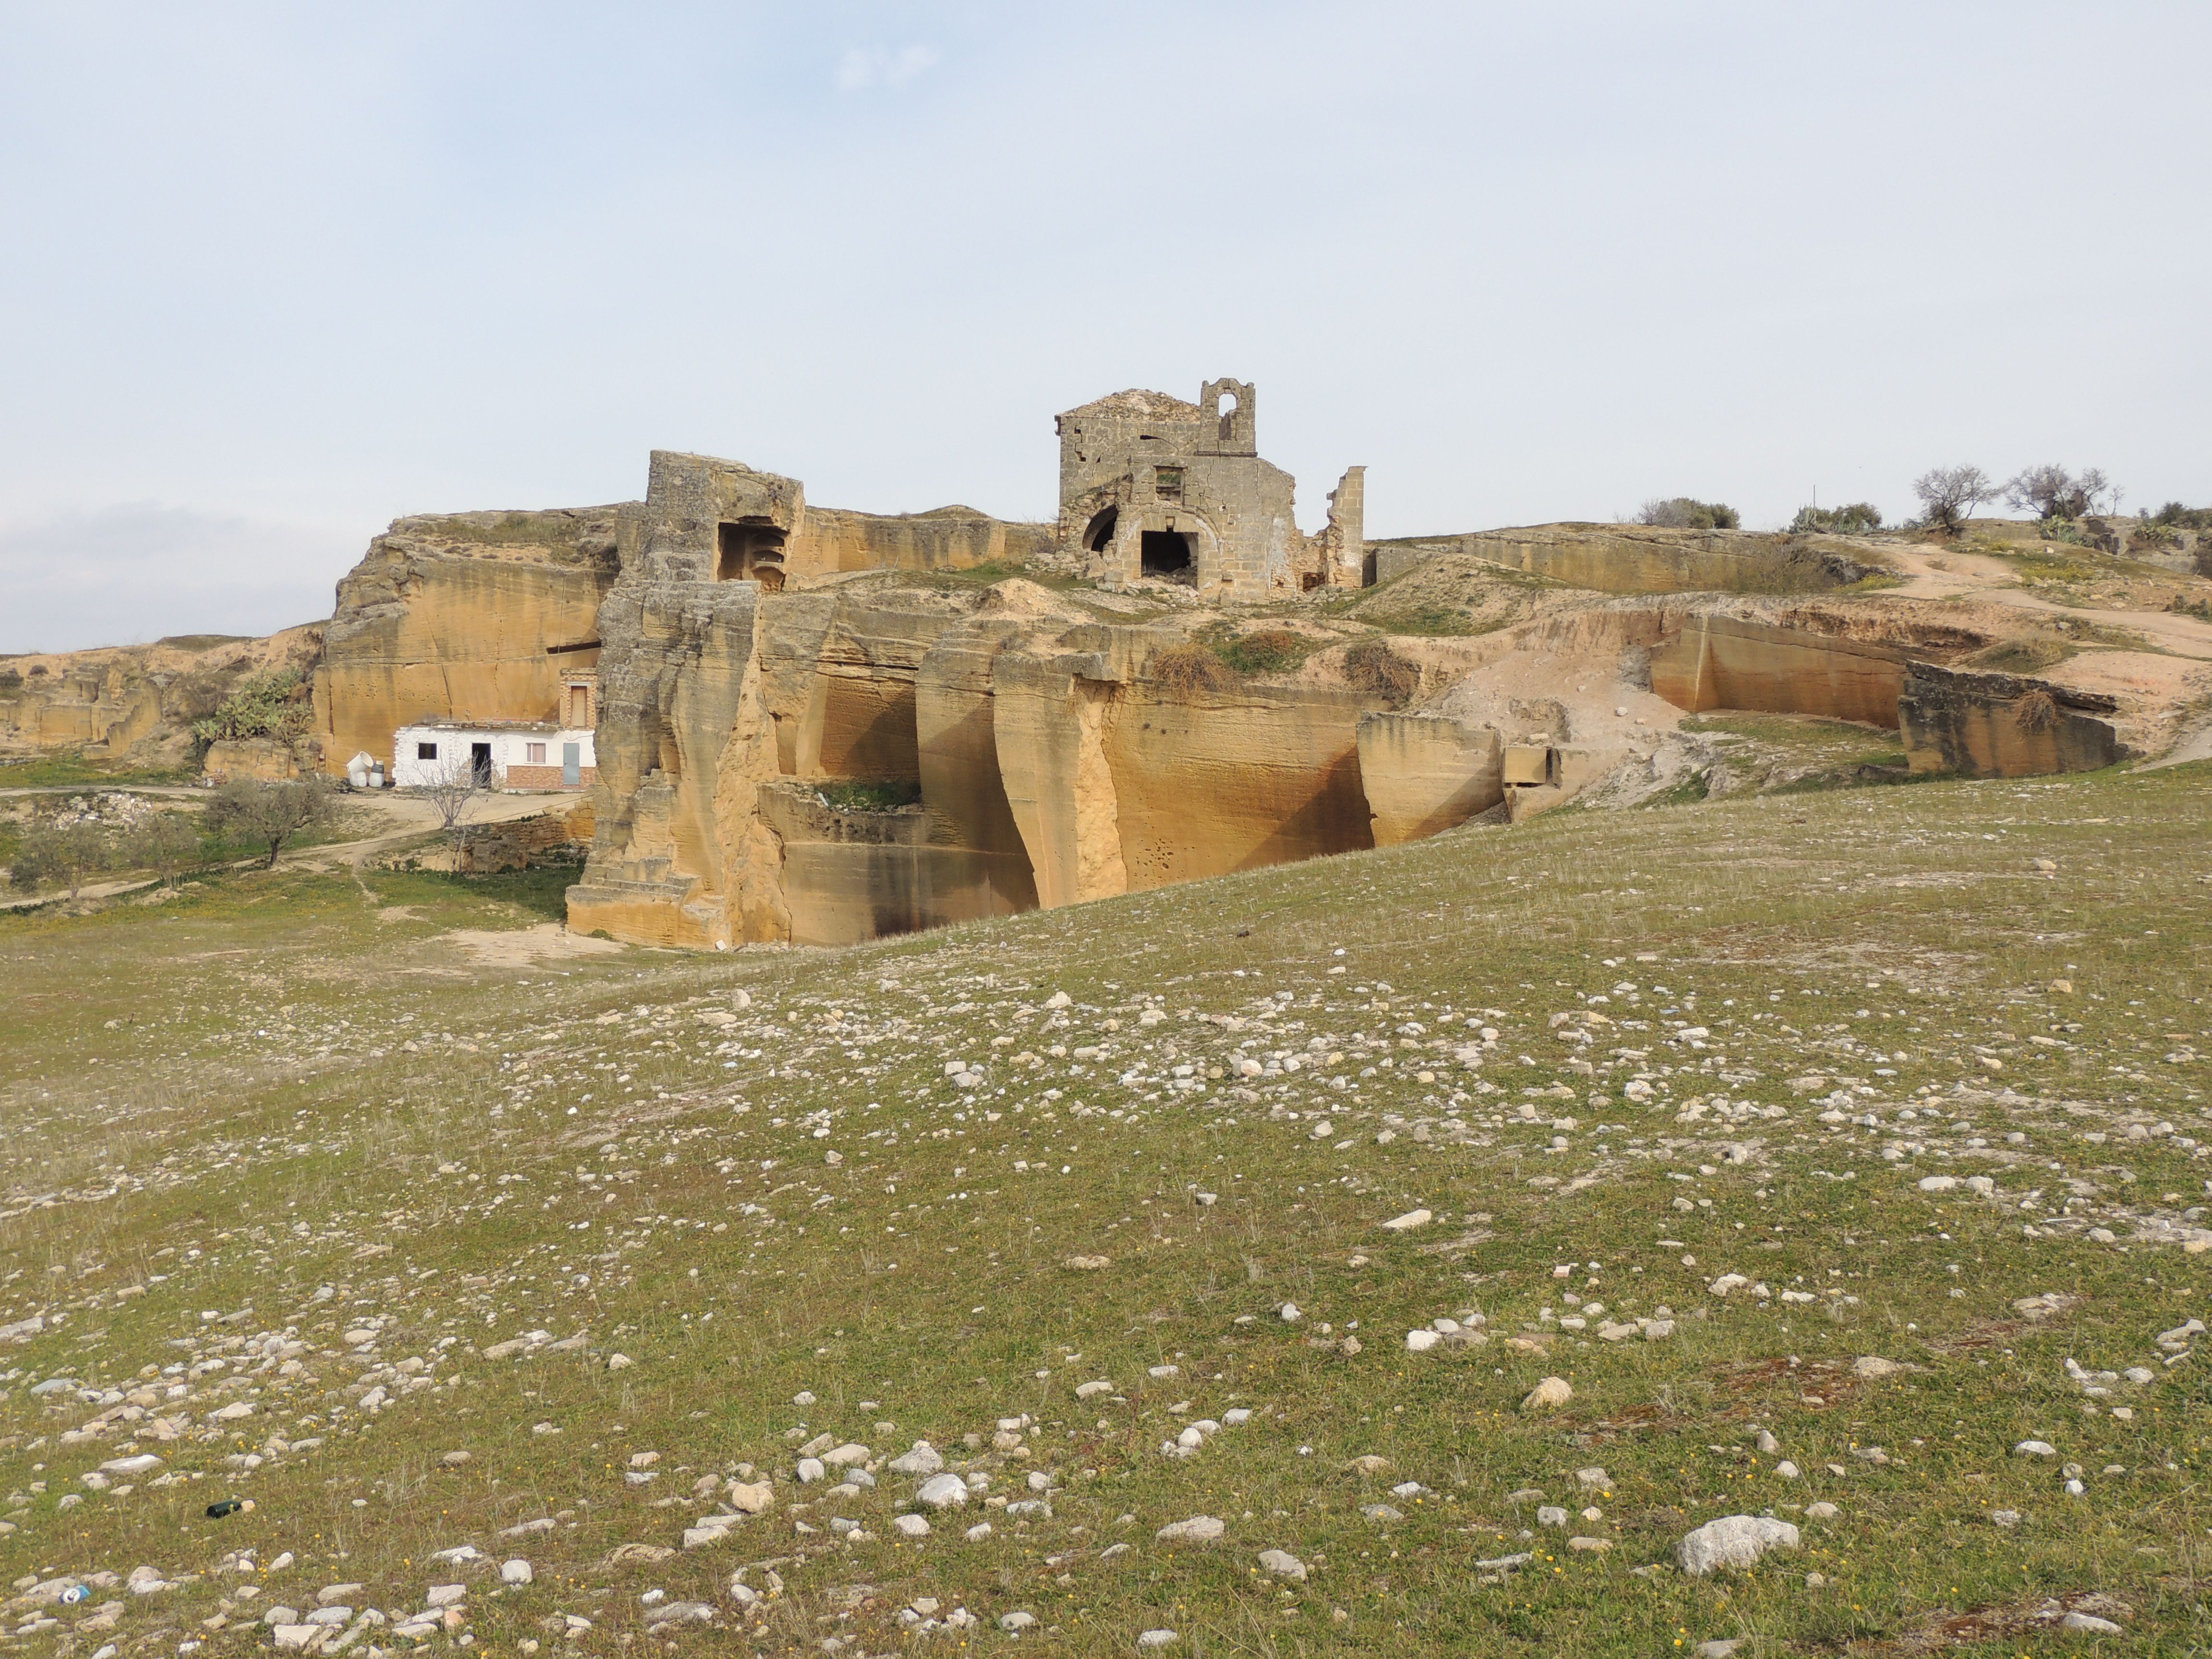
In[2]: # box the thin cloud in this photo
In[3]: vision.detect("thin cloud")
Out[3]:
[834,44,941,92]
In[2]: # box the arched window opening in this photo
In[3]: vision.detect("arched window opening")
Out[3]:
[1083,506,1119,553]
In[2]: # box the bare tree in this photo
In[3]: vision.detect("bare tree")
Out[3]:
[1911,465,1997,536]
[415,757,501,871]
[204,776,337,869]
[2004,464,2118,522]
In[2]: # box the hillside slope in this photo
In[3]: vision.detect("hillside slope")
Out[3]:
[0,763,2206,1654]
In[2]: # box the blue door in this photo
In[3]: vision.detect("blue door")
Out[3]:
[562,742,581,787]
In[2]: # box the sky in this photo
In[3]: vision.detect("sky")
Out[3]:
[3,1,2208,652]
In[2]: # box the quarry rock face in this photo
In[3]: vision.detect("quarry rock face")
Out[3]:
[1899,663,2121,778]
[313,509,622,773]
[0,627,325,769]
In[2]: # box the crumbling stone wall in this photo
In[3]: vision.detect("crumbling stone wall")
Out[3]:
[1054,383,1364,597]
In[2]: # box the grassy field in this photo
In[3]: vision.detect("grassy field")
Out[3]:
[0,761,2207,1656]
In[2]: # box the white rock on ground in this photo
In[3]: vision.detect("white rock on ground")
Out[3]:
[1257,1549,1306,1581]
[1155,1515,1226,1543]
[894,1515,930,1538]
[1381,1209,1432,1231]
[1137,1631,1179,1649]
[2061,1611,2122,1635]
[1674,1515,1801,1575]
[889,1442,944,1475]
[500,1561,532,1585]
[1522,1376,1573,1411]
[915,1473,970,1509]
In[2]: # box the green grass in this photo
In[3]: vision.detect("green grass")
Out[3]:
[1,764,2208,1653]
[0,753,196,789]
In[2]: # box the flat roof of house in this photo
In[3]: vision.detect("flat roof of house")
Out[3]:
[396,720,574,733]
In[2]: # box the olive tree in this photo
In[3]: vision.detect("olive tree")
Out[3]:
[10,820,116,898]
[204,776,336,869]
[128,812,205,888]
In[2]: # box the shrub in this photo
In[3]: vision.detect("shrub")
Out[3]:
[1790,502,1884,535]
[1637,497,1741,530]
[192,666,312,748]
[2152,501,2212,530]
[1344,637,1420,708]
[1149,643,1240,696]
[814,779,922,812]
[1213,628,1313,675]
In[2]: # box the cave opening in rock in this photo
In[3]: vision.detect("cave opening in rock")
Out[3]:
[718,519,788,589]
[1141,529,1193,579]
[1083,506,1119,553]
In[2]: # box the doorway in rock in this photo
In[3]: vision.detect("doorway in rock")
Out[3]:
[470,743,493,787]
[1141,529,1193,580]
[717,519,788,589]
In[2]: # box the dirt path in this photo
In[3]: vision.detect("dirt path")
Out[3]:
[2,789,573,912]
[1880,544,2212,661]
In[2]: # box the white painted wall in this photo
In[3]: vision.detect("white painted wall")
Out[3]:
[391,725,595,789]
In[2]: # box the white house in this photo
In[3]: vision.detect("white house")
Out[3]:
[391,721,597,791]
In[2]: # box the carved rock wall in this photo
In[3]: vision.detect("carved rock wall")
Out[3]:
[315,510,621,772]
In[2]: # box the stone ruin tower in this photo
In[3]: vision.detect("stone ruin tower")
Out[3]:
[1054,380,1365,596]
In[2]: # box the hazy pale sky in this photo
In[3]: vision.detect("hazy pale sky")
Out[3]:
[4,2,2207,651]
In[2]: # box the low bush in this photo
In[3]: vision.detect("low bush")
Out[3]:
[1637,497,1741,530]
[1149,642,1240,696]
[1344,637,1420,708]
[814,779,922,812]
[1790,502,1884,535]
[1212,628,1313,675]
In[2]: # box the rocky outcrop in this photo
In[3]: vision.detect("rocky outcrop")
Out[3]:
[313,509,624,773]
[1899,665,2120,777]
[1357,714,1504,845]
[568,507,1421,948]
[1370,524,1876,595]
[0,627,324,769]
[1650,614,1912,728]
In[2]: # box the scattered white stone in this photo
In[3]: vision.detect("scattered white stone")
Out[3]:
[1852,1357,1901,1379]
[1405,1329,1440,1353]
[1137,1630,1178,1649]
[1381,1209,1432,1232]
[894,1514,930,1538]
[915,1474,970,1510]
[2016,1441,2058,1458]
[1155,1515,1225,1543]
[1805,1502,1838,1521]
[1675,1515,1800,1576]
[501,1560,533,1585]
[1258,1549,1306,1582]
[1522,1376,1573,1412]
[2062,1611,2122,1635]
[889,1442,944,1476]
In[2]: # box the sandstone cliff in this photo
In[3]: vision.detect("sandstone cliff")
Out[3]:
[0,626,324,769]
[313,508,624,771]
